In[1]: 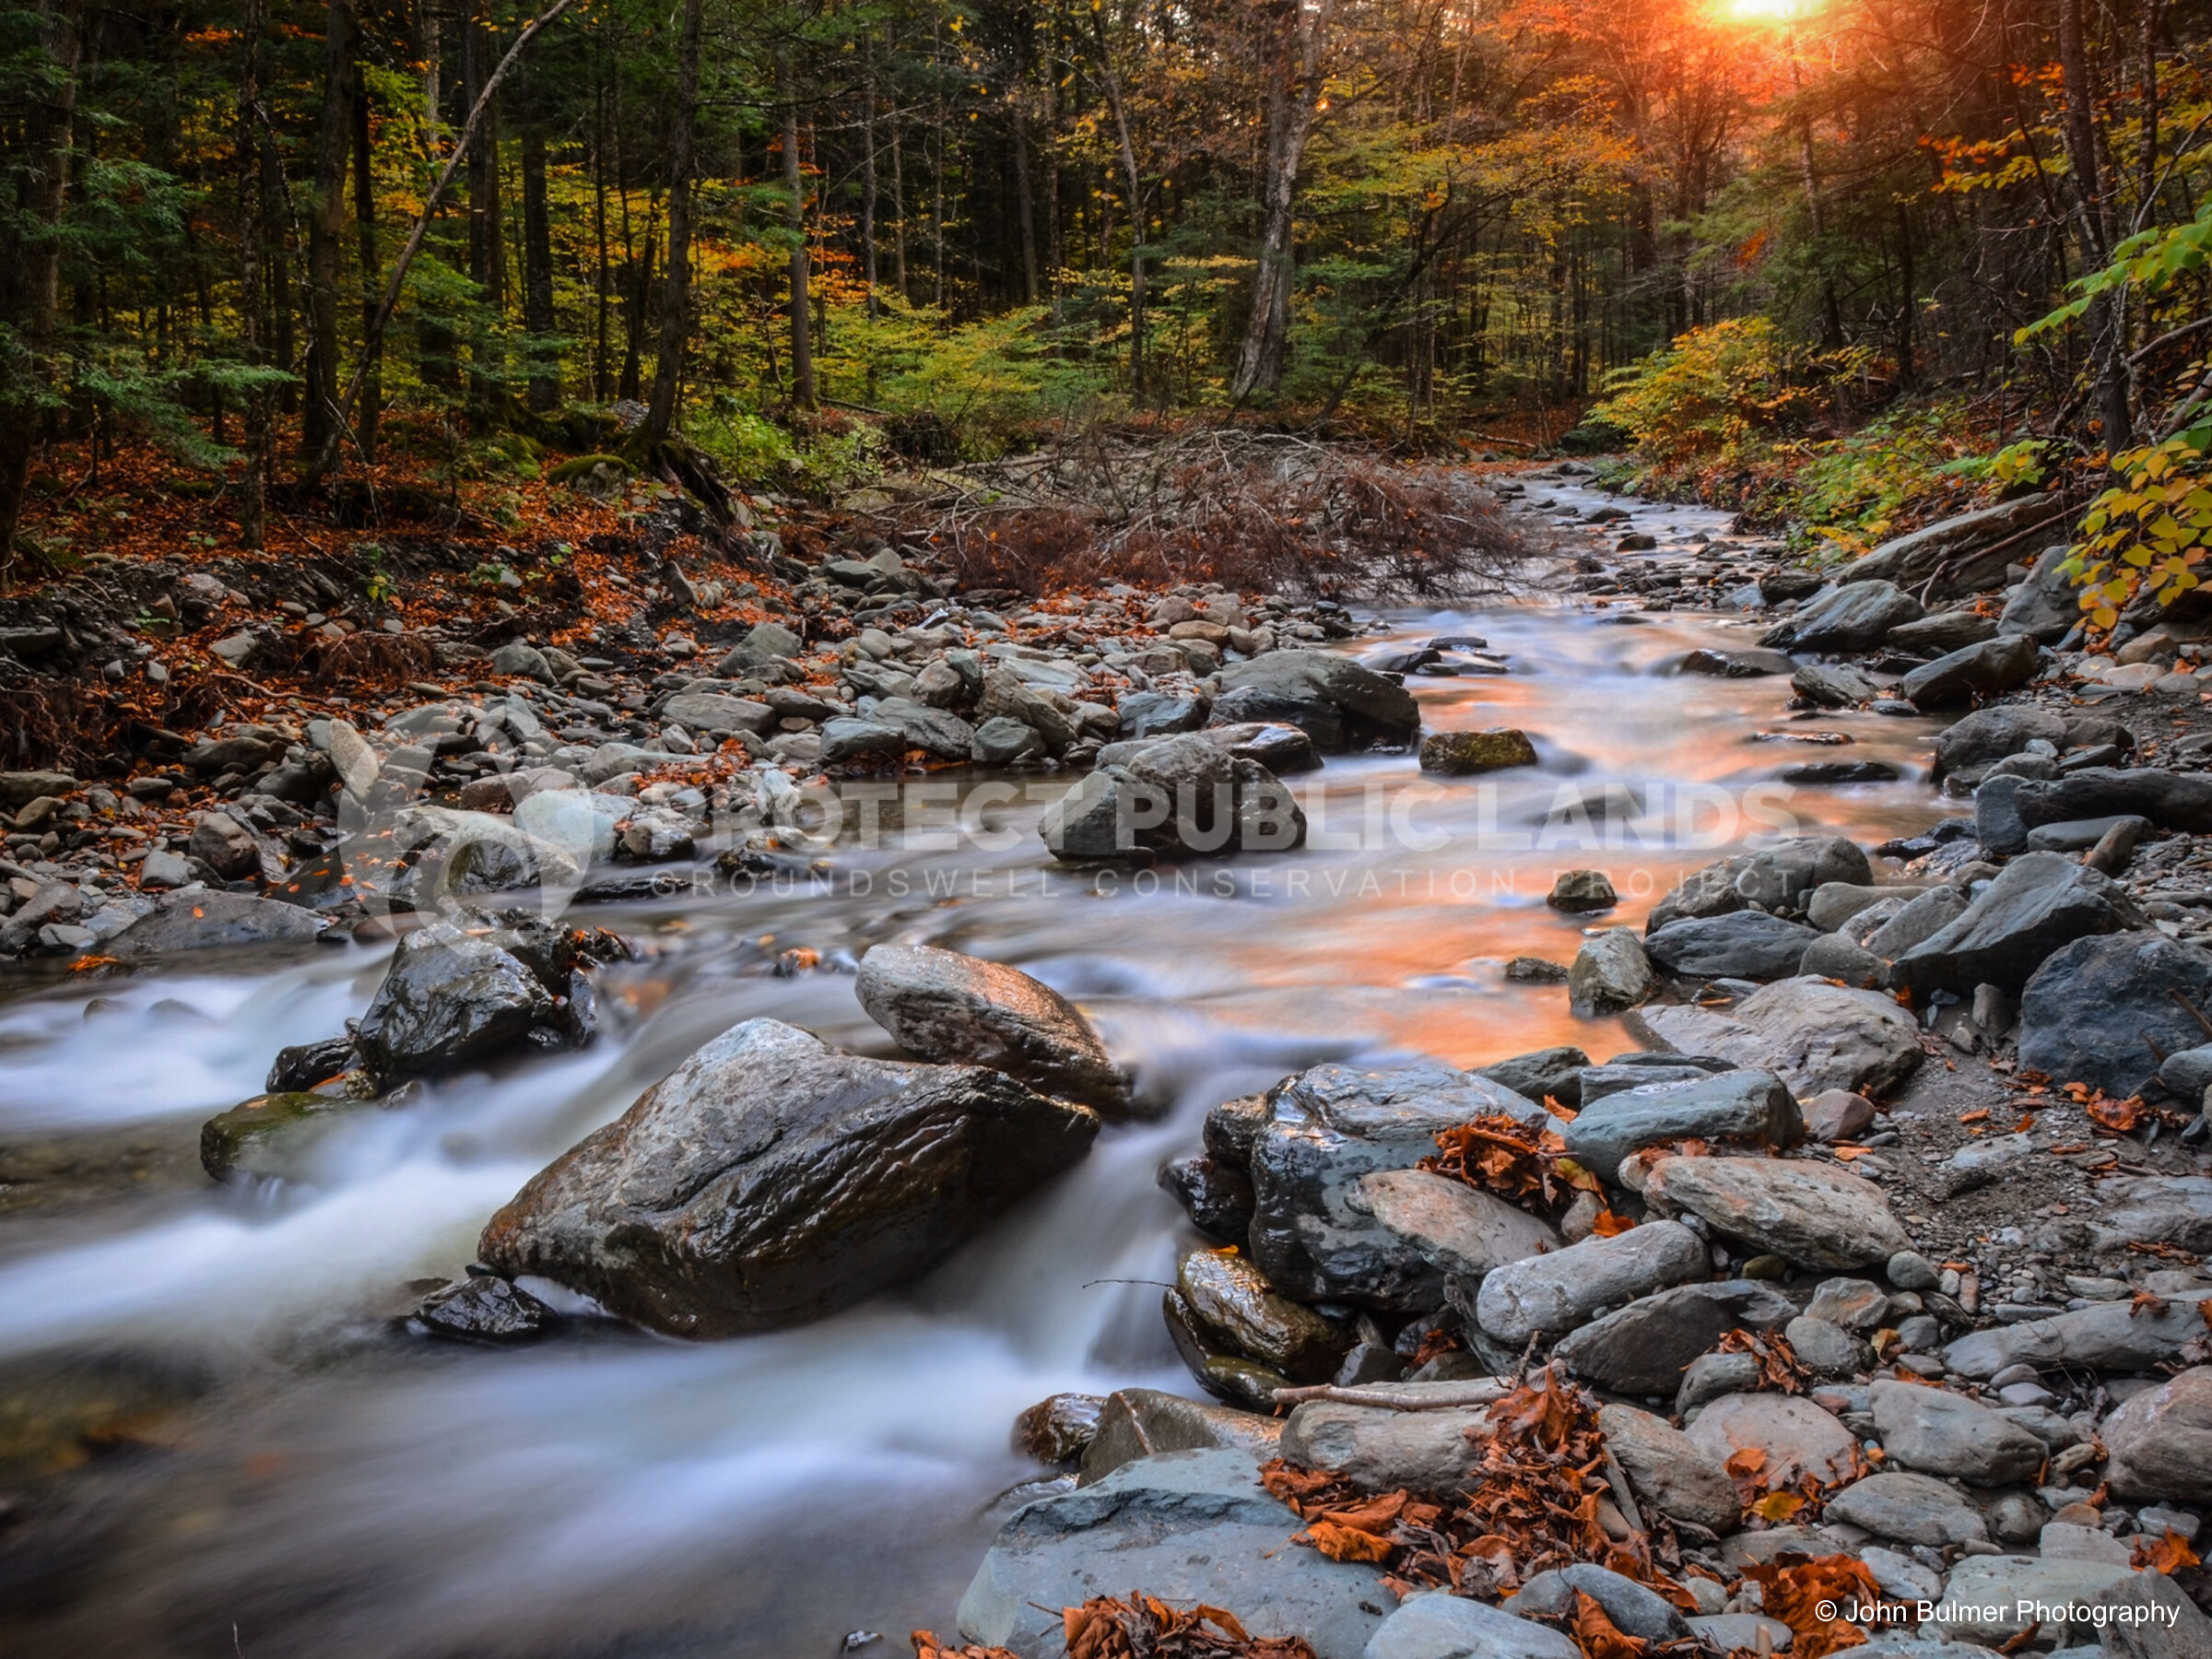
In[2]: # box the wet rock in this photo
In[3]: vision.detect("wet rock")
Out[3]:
[855,943,1130,1112]
[1944,1292,2212,1378]
[956,1449,1394,1659]
[971,716,1045,766]
[1773,580,1925,651]
[107,889,328,958]
[1792,662,1880,709]
[1248,1061,1542,1309]
[1870,1379,2046,1486]
[1889,852,2141,994]
[1645,912,1822,981]
[1038,734,1304,864]
[478,1019,1100,1338]
[1900,634,2041,708]
[1077,1389,1282,1485]
[818,717,907,767]
[2018,932,2212,1097]
[1472,1220,1709,1346]
[1160,1154,1255,1243]
[1214,650,1421,751]
[1547,870,1616,912]
[1016,1393,1107,1465]
[1933,704,2074,781]
[1476,1046,1591,1108]
[1506,1564,1689,1643]
[1643,1154,1912,1269]
[1825,1470,1990,1547]
[1279,1387,1493,1493]
[1686,1390,1860,1485]
[188,810,263,880]
[1363,1593,1579,1659]
[1979,767,2212,853]
[1648,837,1872,929]
[1352,1170,1561,1283]
[1177,1250,1352,1382]
[2102,1366,2212,1504]
[1117,689,1209,737]
[1597,1403,1740,1532]
[1633,976,1924,1098]
[1420,729,1537,775]
[354,924,556,1083]
[412,1274,559,1344]
[1554,1280,1795,1395]
[1562,1069,1803,1184]
[1568,928,1657,1015]
[265,1035,356,1093]
[1206,721,1323,774]
[1888,609,2000,654]
[200,1091,359,1182]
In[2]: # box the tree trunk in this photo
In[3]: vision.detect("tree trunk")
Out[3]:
[643,0,702,445]
[239,0,268,550]
[890,113,909,300]
[264,135,296,418]
[621,231,652,403]
[304,0,359,460]
[1011,87,1040,304]
[861,38,879,317]
[1230,0,1333,403]
[2059,0,2133,446]
[594,69,612,397]
[1086,1,1147,403]
[353,68,382,458]
[0,0,83,587]
[464,0,505,418]
[522,121,558,411]
[781,50,817,410]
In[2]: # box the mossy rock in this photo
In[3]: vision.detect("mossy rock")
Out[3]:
[1419,728,1538,775]
[547,453,632,486]
[199,1091,358,1182]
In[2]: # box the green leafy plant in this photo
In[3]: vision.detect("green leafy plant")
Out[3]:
[1589,318,1867,470]
[2065,424,2212,629]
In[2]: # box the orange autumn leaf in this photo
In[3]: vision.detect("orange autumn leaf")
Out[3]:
[1304,1519,1395,1562]
[2088,1095,2151,1132]
[1752,1489,1809,1522]
[1571,1590,1650,1659]
[1742,1554,1879,1659]
[1591,1207,1637,1237]
[2135,1530,2203,1573]
[1957,1108,1990,1124]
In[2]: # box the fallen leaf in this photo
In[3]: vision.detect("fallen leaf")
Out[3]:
[1571,1589,1649,1659]
[2134,1530,2202,1574]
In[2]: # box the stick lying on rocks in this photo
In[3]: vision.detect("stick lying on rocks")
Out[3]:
[1267,1381,1512,1411]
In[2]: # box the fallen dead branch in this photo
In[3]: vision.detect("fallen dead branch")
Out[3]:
[1268,1382,1512,1411]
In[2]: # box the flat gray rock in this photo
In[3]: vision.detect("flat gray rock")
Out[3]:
[1561,1069,1802,1182]
[1632,977,1922,1099]
[957,1449,1396,1658]
[106,889,328,958]
[1644,1154,1913,1269]
[1364,1593,1578,1659]
[1944,1292,2212,1378]
[1472,1220,1708,1346]
[1825,1469,1990,1546]
[1555,1280,1795,1394]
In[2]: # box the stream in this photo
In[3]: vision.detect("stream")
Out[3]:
[0,482,1955,1657]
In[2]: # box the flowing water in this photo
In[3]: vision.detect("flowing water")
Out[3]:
[0,485,1953,1657]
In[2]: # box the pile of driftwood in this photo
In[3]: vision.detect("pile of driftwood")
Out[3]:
[869,425,1541,600]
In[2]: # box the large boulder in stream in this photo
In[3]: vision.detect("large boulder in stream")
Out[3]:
[477,1018,1100,1337]
[1210,649,1421,750]
[353,922,557,1083]
[1836,494,2073,598]
[107,889,329,958]
[1038,732,1304,864]
[1246,1059,1545,1311]
[855,943,1132,1113]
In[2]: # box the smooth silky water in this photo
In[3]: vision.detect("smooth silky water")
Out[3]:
[0,488,1954,1656]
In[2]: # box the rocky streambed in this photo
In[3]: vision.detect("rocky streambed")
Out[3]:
[2,468,2210,1656]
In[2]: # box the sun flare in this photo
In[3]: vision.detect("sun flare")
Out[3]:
[1726,0,1810,18]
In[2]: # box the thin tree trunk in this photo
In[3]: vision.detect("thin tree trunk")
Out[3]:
[643,0,702,445]
[1087,0,1147,402]
[239,0,268,549]
[621,232,653,402]
[522,120,558,411]
[861,37,879,317]
[354,65,382,457]
[594,68,612,397]
[890,114,909,299]
[1010,38,1040,308]
[1230,0,1333,402]
[2060,0,2133,445]
[780,49,816,409]
[264,136,296,418]
[464,0,506,417]
[304,0,360,459]
[0,0,83,587]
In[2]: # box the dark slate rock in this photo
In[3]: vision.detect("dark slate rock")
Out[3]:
[1888,851,2143,994]
[1553,1280,1796,1394]
[1561,1068,1803,1182]
[1645,912,1823,981]
[2019,932,2212,1097]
